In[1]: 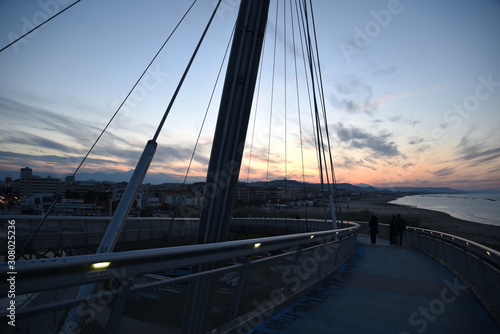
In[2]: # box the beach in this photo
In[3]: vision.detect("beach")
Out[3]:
[342,195,500,251]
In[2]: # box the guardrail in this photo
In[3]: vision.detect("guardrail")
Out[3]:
[0,223,359,334]
[1,216,340,258]
[404,226,500,323]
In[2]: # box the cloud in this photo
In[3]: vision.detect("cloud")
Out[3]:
[335,156,377,171]
[155,144,210,166]
[371,66,397,77]
[0,93,165,173]
[0,95,99,144]
[407,136,425,145]
[3,131,70,153]
[434,167,456,178]
[0,150,125,176]
[243,147,284,166]
[330,76,377,115]
[333,123,401,158]
[388,114,420,127]
[455,129,500,165]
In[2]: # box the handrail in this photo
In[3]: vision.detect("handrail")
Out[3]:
[404,226,500,323]
[1,216,339,258]
[0,224,358,296]
[406,226,500,265]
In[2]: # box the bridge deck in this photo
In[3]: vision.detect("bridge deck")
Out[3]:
[252,234,500,334]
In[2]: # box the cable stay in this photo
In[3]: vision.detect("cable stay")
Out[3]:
[17,0,202,259]
[164,25,235,244]
[305,0,343,227]
[245,45,266,183]
[283,0,289,196]
[97,0,222,254]
[0,0,82,53]
[290,0,340,227]
[62,1,226,330]
[241,0,341,228]
[290,0,311,222]
[265,1,280,185]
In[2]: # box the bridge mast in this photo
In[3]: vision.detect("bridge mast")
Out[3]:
[196,0,270,245]
[184,1,270,333]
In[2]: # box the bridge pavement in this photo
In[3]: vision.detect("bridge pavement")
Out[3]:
[251,234,500,334]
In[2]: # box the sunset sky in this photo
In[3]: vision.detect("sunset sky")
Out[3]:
[1,0,499,191]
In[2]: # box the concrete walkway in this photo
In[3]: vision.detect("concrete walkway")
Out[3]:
[252,234,500,334]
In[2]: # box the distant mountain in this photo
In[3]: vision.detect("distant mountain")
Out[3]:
[336,183,378,192]
[243,180,377,192]
[244,179,306,189]
[381,186,467,194]
[243,180,467,194]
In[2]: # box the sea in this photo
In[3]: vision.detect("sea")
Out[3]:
[389,192,500,227]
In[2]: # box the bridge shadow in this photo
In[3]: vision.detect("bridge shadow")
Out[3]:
[251,234,500,334]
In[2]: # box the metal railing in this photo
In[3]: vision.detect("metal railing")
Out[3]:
[404,226,500,323]
[0,222,359,333]
[1,216,340,258]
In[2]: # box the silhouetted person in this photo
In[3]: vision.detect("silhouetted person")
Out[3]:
[389,215,396,245]
[369,215,379,244]
[394,214,406,246]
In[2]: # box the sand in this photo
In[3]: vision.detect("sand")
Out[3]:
[342,195,500,251]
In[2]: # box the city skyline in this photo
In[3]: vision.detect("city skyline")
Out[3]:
[1,1,500,191]
[0,166,491,194]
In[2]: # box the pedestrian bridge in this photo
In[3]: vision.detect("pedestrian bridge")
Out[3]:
[253,234,500,334]
[1,217,499,333]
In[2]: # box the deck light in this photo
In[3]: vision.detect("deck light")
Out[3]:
[91,262,111,270]
[487,251,491,256]
[253,243,261,249]
[310,235,315,239]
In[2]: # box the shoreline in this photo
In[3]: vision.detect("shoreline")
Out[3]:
[343,195,500,251]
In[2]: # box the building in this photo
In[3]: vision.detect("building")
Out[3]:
[20,167,32,179]
[4,175,12,190]
[20,192,55,212]
[65,175,76,186]
[147,197,161,209]
[235,185,266,203]
[16,175,64,198]
[164,189,202,207]
[55,199,97,215]
[11,167,64,198]
[112,184,145,210]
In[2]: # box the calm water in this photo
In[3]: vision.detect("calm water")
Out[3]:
[389,192,500,226]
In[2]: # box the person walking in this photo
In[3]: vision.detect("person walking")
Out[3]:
[389,215,396,245]
[369,215,379,244]
[394,214,406,246]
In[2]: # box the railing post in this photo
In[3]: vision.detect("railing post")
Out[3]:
[230,256,252,320]
[107,278,134,334]
[85,219,89,252]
